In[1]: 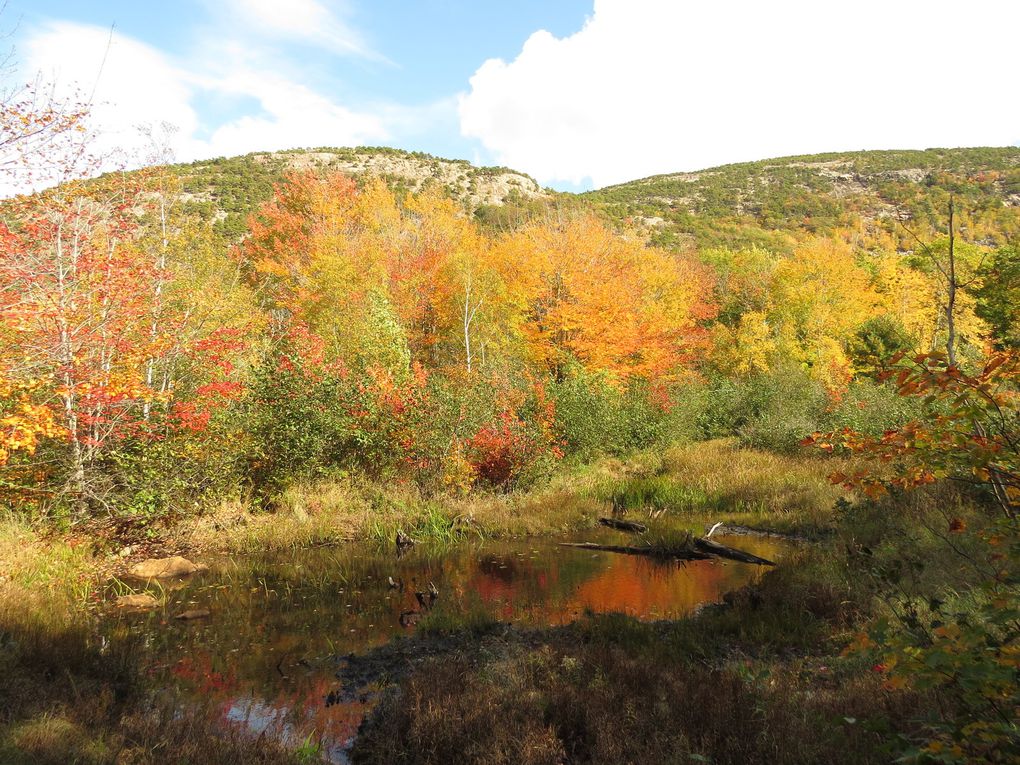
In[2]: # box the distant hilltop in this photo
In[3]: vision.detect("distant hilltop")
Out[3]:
[100,145,1020,250]
[585,147,1020,252]
[167,146,548,238]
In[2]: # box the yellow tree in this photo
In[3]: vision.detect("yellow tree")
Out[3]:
[493,215,714,381]
[770,237,882,389]
[241,171,403,370]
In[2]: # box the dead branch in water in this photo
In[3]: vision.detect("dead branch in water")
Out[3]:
[559,536,776,566]
[598,517,648,534]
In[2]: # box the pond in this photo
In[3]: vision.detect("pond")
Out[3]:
[104,531,792,762]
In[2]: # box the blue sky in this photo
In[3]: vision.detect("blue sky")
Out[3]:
[5,1,1019,191]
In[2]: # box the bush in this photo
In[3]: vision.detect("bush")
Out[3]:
[550,368,694,460]
[846,316,914,378]
[697,364,828,451]
[823,378,924,437]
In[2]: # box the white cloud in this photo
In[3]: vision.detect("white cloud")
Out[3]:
[21,22,198,167]
[215,0,384,60]
[12,20,396,185]
[459,0,1020,189]
[201,72,389,156]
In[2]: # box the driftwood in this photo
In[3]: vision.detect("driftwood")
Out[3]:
[693,537,775,566]
[395,530,415,558]
[559,537,775,566]
[598,517,648,534]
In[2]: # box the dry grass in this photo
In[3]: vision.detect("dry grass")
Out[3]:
[0,514,98,604]
[353,641,921,765]
[179,441,849,554]
[181,491,362,554]
[0,703,315,765]
[180,456,636,552]
[662,439,846,515]
[620,439,851,535]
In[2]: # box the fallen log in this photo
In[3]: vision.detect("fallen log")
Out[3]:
[693,537,776,566]
[559,537,775,566]
[598,517,648,534]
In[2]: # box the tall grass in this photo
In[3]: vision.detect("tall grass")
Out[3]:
[592,439,848,535]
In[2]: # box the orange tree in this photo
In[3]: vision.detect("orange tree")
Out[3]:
[806,351,1019,762]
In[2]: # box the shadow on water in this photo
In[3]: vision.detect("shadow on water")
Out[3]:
[104,532,791,762]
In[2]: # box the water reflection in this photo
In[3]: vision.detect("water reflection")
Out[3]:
[108,533,790,761]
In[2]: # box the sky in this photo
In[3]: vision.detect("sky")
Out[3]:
[4,0,1019,192]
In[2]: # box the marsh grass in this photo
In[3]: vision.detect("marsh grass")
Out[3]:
[182,454,626,553]
[354,652,919,765]
[0,516,315,764]
[179,440,844,557]
[591,439,848,537]
[0,514,97,604]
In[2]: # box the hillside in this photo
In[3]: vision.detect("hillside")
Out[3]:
[586,147,1020,252]
[163,145,1020,250]
[170,145,548,238]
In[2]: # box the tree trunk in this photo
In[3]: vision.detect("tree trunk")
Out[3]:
[946,195,957,366]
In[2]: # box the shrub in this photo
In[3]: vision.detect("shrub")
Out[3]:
[823,378,924,437]
[697,364,828,451]
[550,369,693,460]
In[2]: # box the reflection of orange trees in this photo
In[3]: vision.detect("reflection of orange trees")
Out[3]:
[460,540,786,624]
[575,558,734,616]
[171,654,242,699]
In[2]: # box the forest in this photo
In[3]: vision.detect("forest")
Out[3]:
[1,82,1018,765]
[4,148,1017,517]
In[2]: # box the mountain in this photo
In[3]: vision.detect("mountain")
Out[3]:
[584,147,1020,253]
[142,145,1020,251]
[170,146,548,238]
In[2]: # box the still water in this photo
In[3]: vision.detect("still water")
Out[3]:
[105,532,790,760]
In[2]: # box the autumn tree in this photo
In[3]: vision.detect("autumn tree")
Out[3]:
[0,179,153,504]
[492,214,715,382]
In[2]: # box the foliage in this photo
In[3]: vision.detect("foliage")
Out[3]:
[697,364,829,452]
[810,351,1019,512]
[3,119,1019,525]
[976,246,1020,351]
[810,351,1020,760]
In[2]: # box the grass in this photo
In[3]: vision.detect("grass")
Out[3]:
[179,453,628,554]
[593,439,848,537]
[180,439,840,557]
[0,514,97,604]
[355,648,920,765]
[417,595,502,638]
